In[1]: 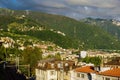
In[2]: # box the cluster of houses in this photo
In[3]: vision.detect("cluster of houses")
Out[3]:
[35,58,120,80]
[35,51,120,80]
[0,37,73,55]
[0,37,15,48]
[1,37,120,80]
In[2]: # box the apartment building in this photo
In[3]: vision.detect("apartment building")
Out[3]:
[70,66,97,80]
[35,58,75,80]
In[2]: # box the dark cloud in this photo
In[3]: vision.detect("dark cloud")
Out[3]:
[0,0,120,19]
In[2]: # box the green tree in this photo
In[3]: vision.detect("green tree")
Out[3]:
[47,46,53,51]
[55,53,61,60]
[82,56,90,63]
[82,56,101,66]
[0,46,6,60]
[91,57,101,66]
[22,47,42,74]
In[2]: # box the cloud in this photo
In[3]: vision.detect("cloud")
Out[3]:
[66,0,120,8]
[0,0,120,19]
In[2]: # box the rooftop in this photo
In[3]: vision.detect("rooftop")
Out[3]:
[104,57,120,65]
[37,58,76,71]
[75,66,97,73]
[99,68,120,77]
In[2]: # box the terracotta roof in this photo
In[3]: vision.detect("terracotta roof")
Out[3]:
[75,66,96,73]
[99,68,120,77]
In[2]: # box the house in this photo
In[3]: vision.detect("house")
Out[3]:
[71,66,97,80]
[97,68,120,80]
[87,51,120,66]
[0,37,15,48]
[61,54,79,65]
[35,58,76,80]
[104,57,120,68]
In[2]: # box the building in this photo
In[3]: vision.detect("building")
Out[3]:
[97,68,120,80]
[104,57,120,68]
[61,54,79,65]
[0,37,15,48]
[35,58,76,80]
[87,51,120,66]
[80,51,87,58]
[71,66,97,80]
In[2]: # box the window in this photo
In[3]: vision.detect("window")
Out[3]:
[51,63,54,68]
[58,63,61,68]
[81,74,85,78]
[102,77,104,80]
[41,71,44,75]
[65,63,68,66]
[77,73,80,77]
[50,71,55,75]
[105,78,110,80]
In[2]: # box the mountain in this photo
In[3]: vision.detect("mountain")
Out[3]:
[0,15,78,49]
[0,8,120,49]
[80,18,120,39]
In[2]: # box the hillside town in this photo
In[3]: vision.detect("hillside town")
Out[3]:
[0,37,120,80]
[35,51,120,80]
[1,0,120,80]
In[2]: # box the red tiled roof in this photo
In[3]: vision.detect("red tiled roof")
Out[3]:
[99,68,120,77]
[75,66,96,73]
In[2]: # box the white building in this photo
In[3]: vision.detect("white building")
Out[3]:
[80,51,87,58]
[36,69,57,80]
[0,37,15,48]
[97,68,120,80]
[35,58,75,80]
[70,66,97,80]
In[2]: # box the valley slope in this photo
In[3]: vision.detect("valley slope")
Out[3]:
[0,8,120,49]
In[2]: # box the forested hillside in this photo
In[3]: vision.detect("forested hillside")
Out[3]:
[0,15,78,49]
[0,8,120,49]
[80,18,120,39]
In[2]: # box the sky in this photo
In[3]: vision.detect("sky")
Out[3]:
[0,0,120,20]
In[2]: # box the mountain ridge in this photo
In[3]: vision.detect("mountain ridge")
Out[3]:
[80,18,120,39]
[0,8,120,49]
